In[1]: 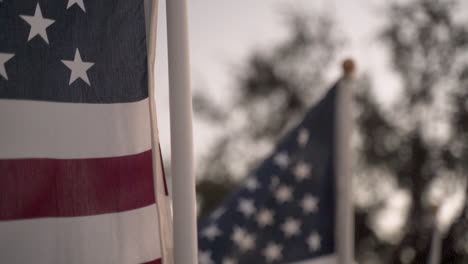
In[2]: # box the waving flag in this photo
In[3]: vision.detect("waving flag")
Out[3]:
[0,0,170,263]
[198,79,353,264]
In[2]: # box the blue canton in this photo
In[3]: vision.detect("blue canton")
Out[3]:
[198,84,340,264]
[0,0,148,103]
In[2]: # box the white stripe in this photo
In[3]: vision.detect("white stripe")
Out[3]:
[144,0,174,263]
[0,99,152,159]
[287,254,337,264]
[0,205,161,264]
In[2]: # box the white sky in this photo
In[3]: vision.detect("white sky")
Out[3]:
[155,0,392,161]
[153,0,468,162]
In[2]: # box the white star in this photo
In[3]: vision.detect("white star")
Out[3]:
[201,224,221,241]
[222,258,237,264]
[62,49,95,86]
[270,176,280,190]
[231,227,255,251]
[20,3,55,44]
[256,209,274,228]
[245,177,260,191]
[275,185,292,203]
[281,217,301,238]
[274,152,289,169]
[239,233,255,251]
[211,207,225,219]
[307,232,321,252]
[298,128,310,146]
[67,0,86,12]
[294,162,312,181]
[231,226,247,245]
[301,194,319,214]
[198,250,214,264]
[238,199,256,217]
[262,242,283,263]
[0,53,14,80]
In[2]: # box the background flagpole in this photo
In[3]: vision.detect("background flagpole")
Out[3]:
[428,225,442,264]
[336,59,356,264]
[166,0,198,263]
[427,206,442,264]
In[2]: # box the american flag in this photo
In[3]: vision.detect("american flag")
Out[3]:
[198,83,344,264]
[0,0,170,263]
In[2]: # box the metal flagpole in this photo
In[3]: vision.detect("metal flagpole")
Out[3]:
[166,0,198,263]
[427,206,442,264]
[336,59,356,264]
[428,225,442,264]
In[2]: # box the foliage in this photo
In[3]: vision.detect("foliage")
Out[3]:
[195,0,468,262]
[195,10,343,218]
[355,0,468,263]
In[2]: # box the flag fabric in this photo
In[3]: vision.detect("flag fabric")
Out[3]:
[0,0,169,263]
[198,82,344,264]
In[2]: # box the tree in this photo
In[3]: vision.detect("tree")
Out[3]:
[355,0,468,263]
[195,9,343,218]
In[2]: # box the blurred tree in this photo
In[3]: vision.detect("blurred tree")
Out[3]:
[195,0,468,263]
[354,0,468,263]
[195,9,343,218]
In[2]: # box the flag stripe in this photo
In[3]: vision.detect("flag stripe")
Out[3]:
[142,259,163,264]
[159,144,169,196]
[0,150,155,220]
[0,205,161,264]
[287,255,337,264]
[0,99,151,159]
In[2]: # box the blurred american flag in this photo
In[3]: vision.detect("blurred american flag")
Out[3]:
[198,82,343,264]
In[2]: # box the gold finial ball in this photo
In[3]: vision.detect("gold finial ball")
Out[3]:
[342,58,356,77]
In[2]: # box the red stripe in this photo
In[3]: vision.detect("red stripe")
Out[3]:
[0,150,155,220]
[159,144,169,196]
[142,259,162,264]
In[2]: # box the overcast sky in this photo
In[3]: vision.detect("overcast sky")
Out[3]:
[155,0,383,160]
[153,0,467,161]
